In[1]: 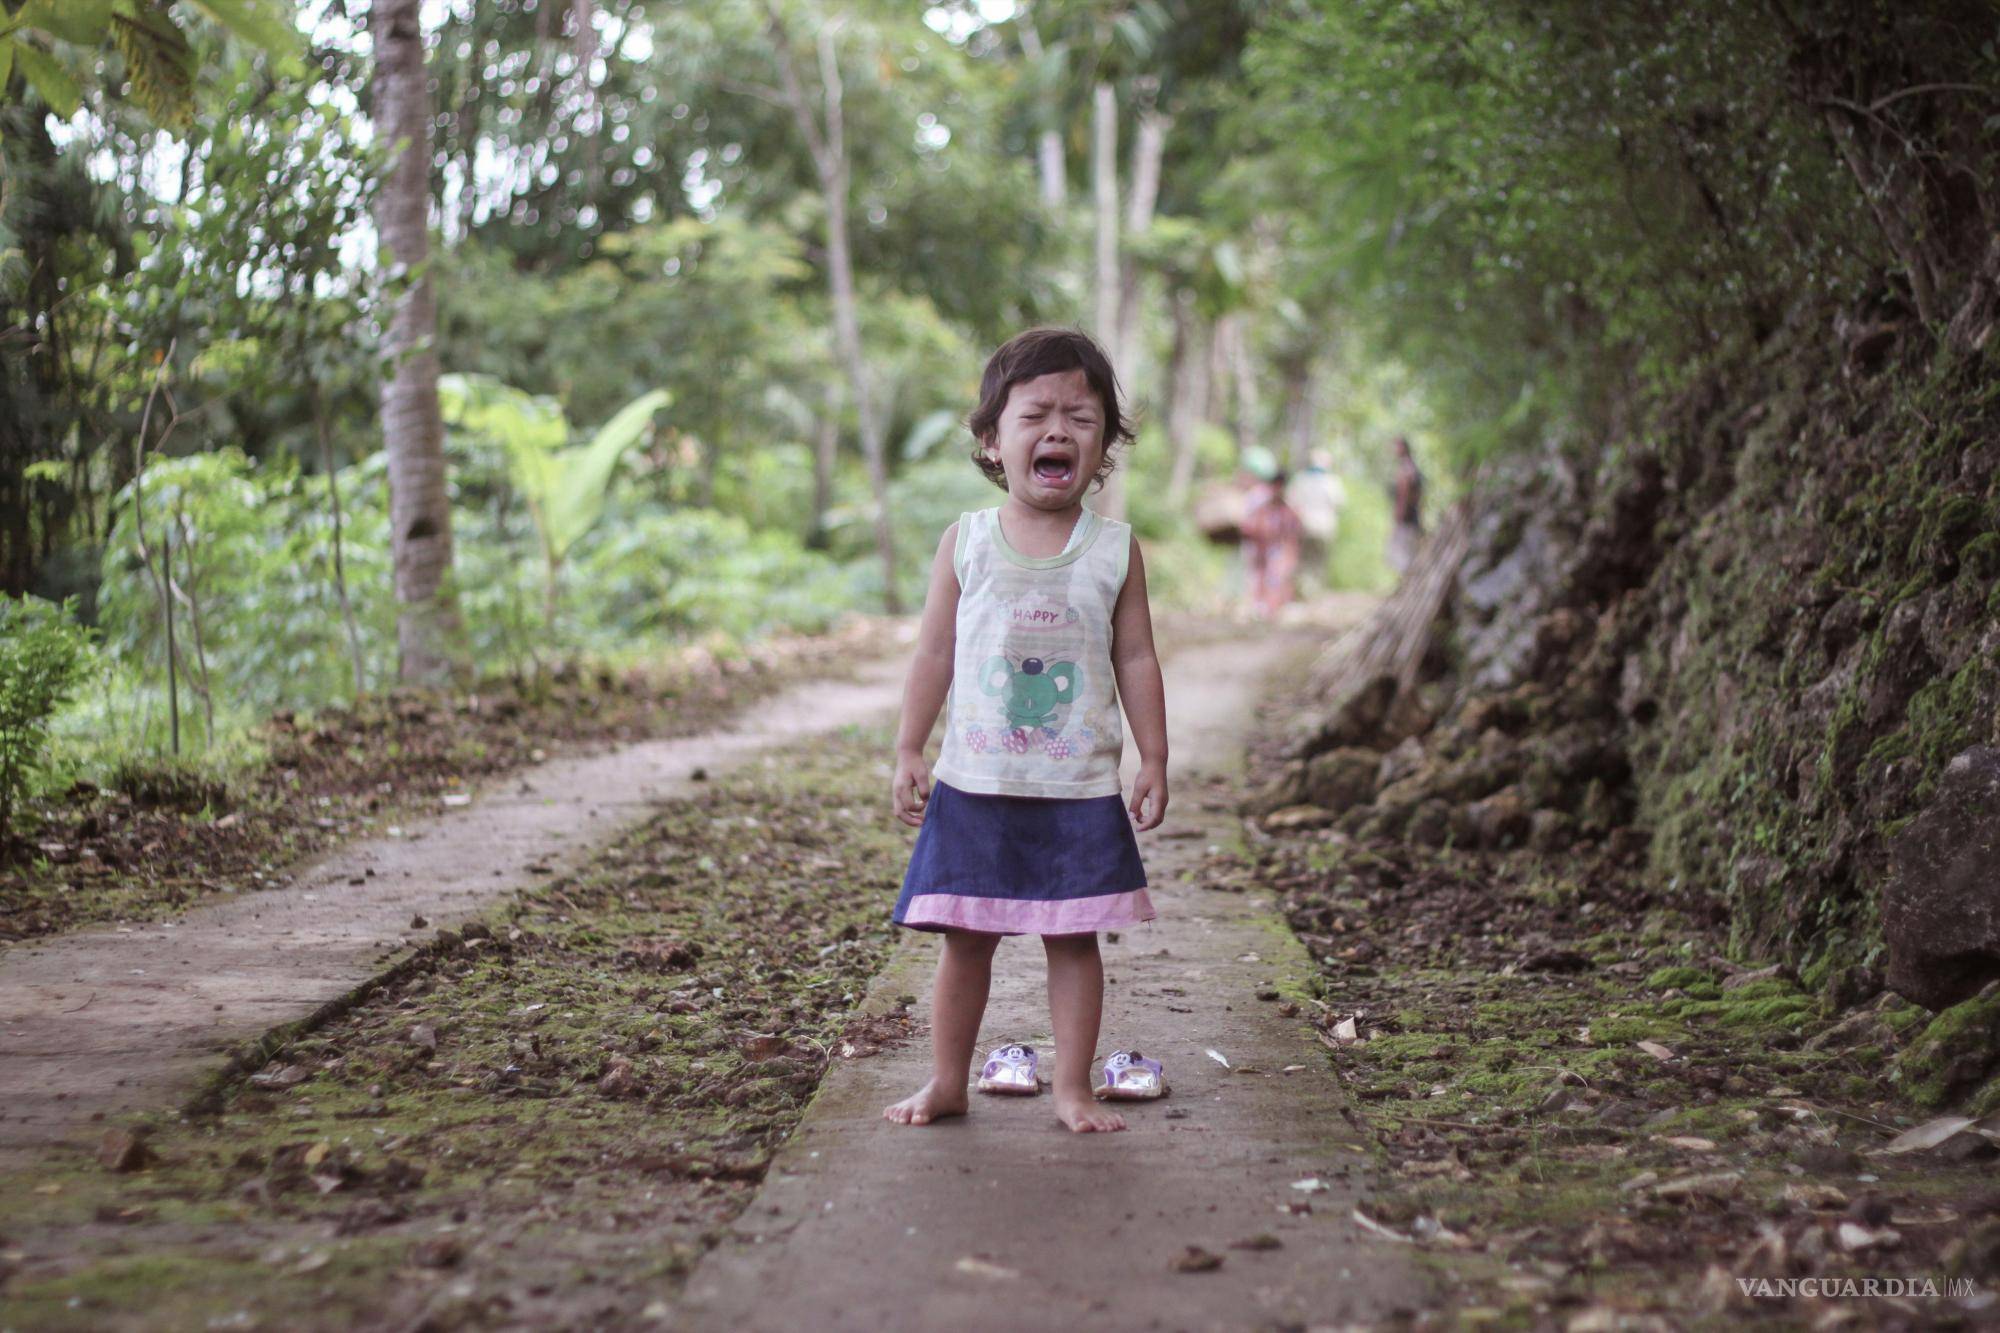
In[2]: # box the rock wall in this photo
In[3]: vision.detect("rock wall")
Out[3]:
[1261,297,2000,1025]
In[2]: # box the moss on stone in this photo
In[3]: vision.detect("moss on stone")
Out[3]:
[1643,965,1715,994]
[1891,988,2000,1108]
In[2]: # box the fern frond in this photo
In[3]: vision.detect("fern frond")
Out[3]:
[108,2,193,129]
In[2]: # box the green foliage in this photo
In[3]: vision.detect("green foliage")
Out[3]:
[0,0,301,129]
[98,450,394,742]
[1235,0,1995,467]
[1325,481,1393,594]
[438,373,671,625]
[0,596,94,836]
[80,438,867,769]
[569,500,861,648]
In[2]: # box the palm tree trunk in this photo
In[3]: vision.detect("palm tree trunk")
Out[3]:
[1232,316,1259,461]
[1166,293,1207,509]
[1016,16,1065,209]
[766,7,898,610]
[1115,107,1168,374]
[808,379,838,551]
[1092,81,1125,521]
[372,0,463,684]
[1038,129,1067,208]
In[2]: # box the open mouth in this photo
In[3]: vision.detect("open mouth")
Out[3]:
[1031,454,1076,486]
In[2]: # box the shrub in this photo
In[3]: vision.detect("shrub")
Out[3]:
[0,597,94,838]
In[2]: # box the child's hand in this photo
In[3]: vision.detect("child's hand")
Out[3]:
[1129,759,1168,832]
[892,752,932,828]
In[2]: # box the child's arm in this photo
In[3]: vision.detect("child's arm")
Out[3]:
[892,522,961,828]
[1110,532,1169,831]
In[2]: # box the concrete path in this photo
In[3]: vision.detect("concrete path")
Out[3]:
[675,627,1423,1332]
[0,635,914,1169]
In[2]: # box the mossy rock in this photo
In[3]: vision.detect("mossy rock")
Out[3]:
[1967,1073,2000,1118]
[1644,965,1716,995]
[1890,985,2000,1109]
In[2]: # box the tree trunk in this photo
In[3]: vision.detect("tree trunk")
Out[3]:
[1232,316,1260,460]
[1038,129,1067,209]
[1208,314,1236,443]
[1017,17,1065,209]
[823,151,898,611]
[311,379,368,699]
[1280,360,1317,471]
[1166,293,1207,508]
[1114,108,1168,375]
[372,0,463,684]
[808,379,838,551]
[767,7,898,611]
[1092,81,1124,521]
[1820,107,1942,325]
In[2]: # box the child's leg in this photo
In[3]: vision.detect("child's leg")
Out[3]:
[883,929,1001,1126]
[1044,933,1126,1133]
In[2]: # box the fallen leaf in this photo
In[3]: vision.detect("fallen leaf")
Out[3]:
[1169,1245,1223,1272]
[1228,1234,1283,1251]
[409,1024,438,1052]
[740,1034,791,1061]
[1660,1136,1717,1151]
[302,1141,331,1169]
[1636,1040,1677,1061]
[1836,1221,1901,1252]
[1878,1115,1975,1155]
[953,1256,1019,1280]
[250,1064,312,1089]
[1206,1048,1230,1069]
[597,1057,640,1098]
[293,1250,331,1274]
[1781,1182,1848,1211]
[1349,1208,1414,1243]
[97,1128,154,1173]
[1651,1171,1742,1201]
[410,1237,463,1269]
[1290,1177,1327,1193]
[1332,1016,1360,1043]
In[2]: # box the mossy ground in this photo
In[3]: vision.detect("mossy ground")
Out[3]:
[0,723,916,1330]
[1239,658,2000,1329]
[0,618,889,946]
[1243,828,2000,1326]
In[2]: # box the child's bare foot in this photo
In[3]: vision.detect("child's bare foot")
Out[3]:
[1053,1088,1126,1133]
[883,1078,969,1126]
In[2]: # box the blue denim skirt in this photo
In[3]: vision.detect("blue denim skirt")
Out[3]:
[892,779,1155,937]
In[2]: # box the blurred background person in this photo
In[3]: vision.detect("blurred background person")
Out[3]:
[1287,448,1345,593]
[1387,435,1425,574]
[1241,460,1304,620]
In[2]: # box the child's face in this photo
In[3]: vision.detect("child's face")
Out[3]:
[980,368,1106,508]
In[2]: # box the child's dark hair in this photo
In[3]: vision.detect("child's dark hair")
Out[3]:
[967,327,1135,492]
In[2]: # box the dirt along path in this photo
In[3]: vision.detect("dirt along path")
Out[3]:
[675,617,1425,1332]
[0,633,915,1170]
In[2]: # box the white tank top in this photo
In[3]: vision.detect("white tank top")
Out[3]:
[932,505,1131,799]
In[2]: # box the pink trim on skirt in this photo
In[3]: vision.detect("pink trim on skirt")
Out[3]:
[898,888,1156,937]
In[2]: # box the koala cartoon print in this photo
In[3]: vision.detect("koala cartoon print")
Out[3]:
[980,653,1081,731]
